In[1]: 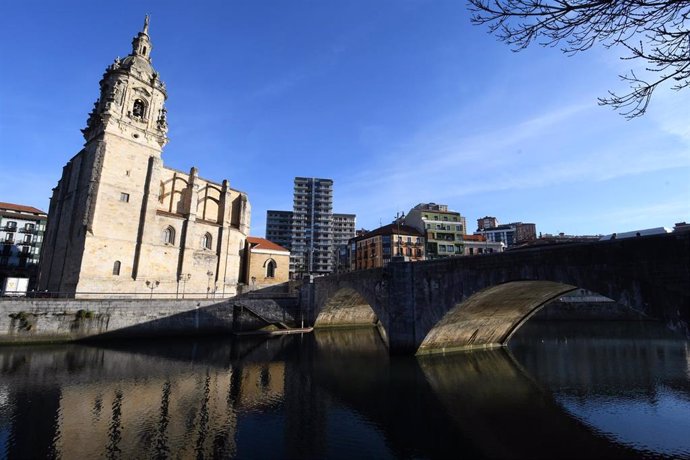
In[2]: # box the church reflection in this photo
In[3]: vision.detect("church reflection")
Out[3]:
[0,322,688,459]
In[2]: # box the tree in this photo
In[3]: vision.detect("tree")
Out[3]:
[468,0,690,118]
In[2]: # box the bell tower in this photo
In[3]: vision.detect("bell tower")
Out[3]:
[81,14,168,152]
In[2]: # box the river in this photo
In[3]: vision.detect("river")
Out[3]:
[1,320,688,459]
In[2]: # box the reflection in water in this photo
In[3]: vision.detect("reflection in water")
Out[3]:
[0,322,688,458]
[510,321,690,458]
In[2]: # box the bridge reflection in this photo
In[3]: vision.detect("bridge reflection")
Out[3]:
[0,323,687,458]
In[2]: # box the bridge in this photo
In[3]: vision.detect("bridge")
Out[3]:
[306,231,690,355]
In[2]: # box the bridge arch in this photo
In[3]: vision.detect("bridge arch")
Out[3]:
[315,287,379,328]
[312,269,391,342]
[417,281,577,354]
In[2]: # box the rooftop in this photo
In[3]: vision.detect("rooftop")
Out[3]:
[247,236,290,253]
[350,223,424,242]
[0,201,47,216]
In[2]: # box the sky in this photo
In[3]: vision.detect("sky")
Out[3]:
[0,0,688,237]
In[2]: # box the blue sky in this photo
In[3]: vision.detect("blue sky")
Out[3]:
[1,0,688,236]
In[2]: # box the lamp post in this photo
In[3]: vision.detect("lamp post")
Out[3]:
[145,280,160,300]
[206,271,214,299]
[179,274,191,299]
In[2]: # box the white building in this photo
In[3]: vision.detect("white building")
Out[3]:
[0,202,47,289]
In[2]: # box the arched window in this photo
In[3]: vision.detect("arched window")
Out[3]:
[202,233,212,250]
[133,99,147,119]
[163,226,175,245]
[113,260,121,276]
[266,259,276,278]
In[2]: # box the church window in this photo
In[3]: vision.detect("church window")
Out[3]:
[163,226,176,245]
[113,261,121,276]
[266,259,276,278]
[202,233,212,250]
[120,192,130,202]
[142,46,147,55]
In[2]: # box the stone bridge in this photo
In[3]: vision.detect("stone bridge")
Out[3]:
[306,232,690,354]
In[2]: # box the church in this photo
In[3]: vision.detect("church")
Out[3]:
[39,17,251,298]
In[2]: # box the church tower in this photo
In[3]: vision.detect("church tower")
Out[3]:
[40,16,251,297]
[82,15,168,152]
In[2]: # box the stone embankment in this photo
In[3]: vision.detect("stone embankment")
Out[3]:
[0,289,301,344]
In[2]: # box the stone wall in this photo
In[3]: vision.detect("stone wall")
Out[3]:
[0,298,234,344]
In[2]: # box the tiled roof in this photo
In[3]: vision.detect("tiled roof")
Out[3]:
[350,223,424,243]
[0,201,46,215]
[248,236,289,253]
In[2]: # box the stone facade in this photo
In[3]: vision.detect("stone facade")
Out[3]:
[38,17,250,298]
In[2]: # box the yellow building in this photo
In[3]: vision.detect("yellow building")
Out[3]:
[246,237,290,288]
[38,17,250,298]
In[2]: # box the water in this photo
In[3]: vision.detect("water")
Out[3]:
[0,321,688,459]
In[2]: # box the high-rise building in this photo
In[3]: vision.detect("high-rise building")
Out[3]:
[38,17,250,298]
[265,178,355,277]
[332,213,356,273]
[0,202,47,290]
[265,210,292,250]
[404,203,467,259]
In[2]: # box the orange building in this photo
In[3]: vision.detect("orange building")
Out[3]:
[349,223,425,271]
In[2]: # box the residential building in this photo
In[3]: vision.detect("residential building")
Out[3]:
[245,237,290,288]
[474,217,536,247]
[404,203,467,259]
[38,17,250,298]
[0,202,47,290]
[460,234,505,256]
[332,213,356,273]
[265,210,292,250]
[349,223,424,271]
[265,177,355,277]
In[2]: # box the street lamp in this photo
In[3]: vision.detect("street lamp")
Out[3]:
[179,274,191,299]
[206,270,214,298]
[145,280,160,300]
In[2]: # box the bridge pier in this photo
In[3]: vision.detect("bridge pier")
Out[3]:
[385,260,418,354]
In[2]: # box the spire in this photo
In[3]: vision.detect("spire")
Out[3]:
[131,15,153,60]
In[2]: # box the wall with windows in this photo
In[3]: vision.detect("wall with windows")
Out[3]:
[246,238,290,287]
[0,203,47,289]
[404,203,467,259]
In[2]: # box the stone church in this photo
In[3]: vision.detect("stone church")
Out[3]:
[39,17,251,298]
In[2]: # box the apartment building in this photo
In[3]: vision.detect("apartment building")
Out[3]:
[0,202,47,289]
[349,223,425,270]
[404,203,467,259]
[266,178,355,277]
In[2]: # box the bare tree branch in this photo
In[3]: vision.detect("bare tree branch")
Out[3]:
[469,0,690,117]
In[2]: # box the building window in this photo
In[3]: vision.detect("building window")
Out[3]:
[21,246,30,254]
[266,259,276,278]
[6,221,16,229]
[113,260,121,276]
[23,234,31,243]
[5,233,13,242]
[202,233,212,250]
[406,247,412,256]
[163,226,176,245]
[25,223,34,231]
[120,192,130,202]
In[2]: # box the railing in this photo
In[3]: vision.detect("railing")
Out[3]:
[0,291,238,300]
